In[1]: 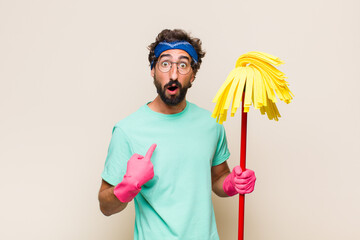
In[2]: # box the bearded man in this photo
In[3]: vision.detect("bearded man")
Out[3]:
[98,29,256,240]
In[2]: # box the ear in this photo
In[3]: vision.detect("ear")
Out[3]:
[190,73,195,83]
[151,68,155,78]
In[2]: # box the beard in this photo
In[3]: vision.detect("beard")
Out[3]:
[153,75,192,106]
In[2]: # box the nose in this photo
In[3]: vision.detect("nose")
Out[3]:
[169,63,179,80]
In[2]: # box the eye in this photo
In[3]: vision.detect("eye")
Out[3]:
[161,61,170,67]
[178,62,188,69]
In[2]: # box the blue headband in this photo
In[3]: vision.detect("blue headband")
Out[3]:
[151,41,198,69]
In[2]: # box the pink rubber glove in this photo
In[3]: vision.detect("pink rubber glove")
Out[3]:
[114,144,157,202]
[223,166,256,196]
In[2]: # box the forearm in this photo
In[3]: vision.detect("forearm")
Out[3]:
[212,172,230,197]
[98,186,128,216]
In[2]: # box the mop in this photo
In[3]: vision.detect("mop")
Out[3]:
[211,51,293,240]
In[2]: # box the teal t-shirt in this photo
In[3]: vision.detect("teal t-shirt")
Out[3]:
[102,101,230,240]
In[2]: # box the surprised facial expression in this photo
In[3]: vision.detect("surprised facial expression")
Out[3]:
[151,49,195,106]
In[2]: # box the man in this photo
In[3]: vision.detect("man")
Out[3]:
[98,29,256,240]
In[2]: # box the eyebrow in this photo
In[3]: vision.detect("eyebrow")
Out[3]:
[158,54,190,61]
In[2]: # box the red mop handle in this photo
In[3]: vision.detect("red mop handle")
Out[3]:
[238,97,248,240]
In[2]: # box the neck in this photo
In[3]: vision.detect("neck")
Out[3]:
[147,96,187,114]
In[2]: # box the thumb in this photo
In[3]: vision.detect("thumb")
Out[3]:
[144,144,157,160]
[234,166,243,176]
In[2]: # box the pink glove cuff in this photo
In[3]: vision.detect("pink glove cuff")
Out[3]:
[113,175,141,203]
[223,172,238,196]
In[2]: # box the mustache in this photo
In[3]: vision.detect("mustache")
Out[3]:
[164,80,182,89]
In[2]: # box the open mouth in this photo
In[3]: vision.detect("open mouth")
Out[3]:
[165,80,181,95]
[167,86,178,91]
[166,85,179,95]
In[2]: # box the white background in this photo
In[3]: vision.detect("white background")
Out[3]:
[1,0,359,239]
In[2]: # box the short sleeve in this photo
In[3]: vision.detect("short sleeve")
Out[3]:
[101,126,133,186]
[212,124,230,166]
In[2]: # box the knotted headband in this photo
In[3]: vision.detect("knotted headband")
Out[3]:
[151,41,198,69]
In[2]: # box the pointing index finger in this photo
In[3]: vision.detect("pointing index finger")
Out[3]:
[145,144,157,160]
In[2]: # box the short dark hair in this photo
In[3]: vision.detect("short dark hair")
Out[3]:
[148,29,206,75]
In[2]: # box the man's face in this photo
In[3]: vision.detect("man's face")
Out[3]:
[151,49,195,106]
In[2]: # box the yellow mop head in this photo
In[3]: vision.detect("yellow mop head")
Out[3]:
[212,51,293,124]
